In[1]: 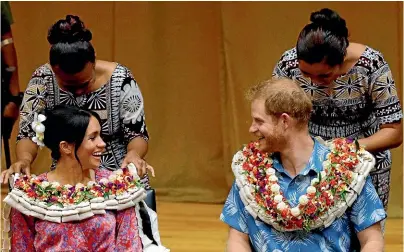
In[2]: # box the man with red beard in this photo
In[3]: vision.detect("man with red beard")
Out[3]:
[220,78,385,252]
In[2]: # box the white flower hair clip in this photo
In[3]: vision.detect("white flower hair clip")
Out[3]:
[31,112,46,147]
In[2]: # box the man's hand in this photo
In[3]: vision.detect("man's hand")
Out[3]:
[121,150,155,178]
[0,159,31,184]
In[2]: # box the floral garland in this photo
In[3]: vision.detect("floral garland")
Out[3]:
[232,138,374,232]
[3,165,171,252]
[10,164,143,208]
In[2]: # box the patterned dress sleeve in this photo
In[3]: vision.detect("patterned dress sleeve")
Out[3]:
[348,177,387,233]
[17,68,48,142]
[115,207,143,251]
[272,49,296,79]
[10,209,35,252]
[220,182,249,234]
[119,68,149,144]
[368,53,403,125]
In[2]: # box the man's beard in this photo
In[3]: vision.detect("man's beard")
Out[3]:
[258,131,286,153]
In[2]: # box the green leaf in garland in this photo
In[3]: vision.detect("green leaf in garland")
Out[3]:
[103,191,111,199]
[37,185,44,195]
[86,191,95,199]
[340,191,346,202]
[57,202,64,208]
[45,185,53,192]
[303,222,311,232]
[76,194,85,204]
[355,140,360,153]
[51,190,59,197]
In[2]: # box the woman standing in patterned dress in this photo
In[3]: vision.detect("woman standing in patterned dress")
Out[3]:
[3,15,153,187]
[272,8,402,212]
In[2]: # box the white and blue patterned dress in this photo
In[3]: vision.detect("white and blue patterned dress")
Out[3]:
[17,63,151,187]
[272,46,403,210]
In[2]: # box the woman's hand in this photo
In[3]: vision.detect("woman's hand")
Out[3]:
[0,159,30,184]
[121,150,155,178]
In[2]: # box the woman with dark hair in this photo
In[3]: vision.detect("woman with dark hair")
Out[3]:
[1,105,169,251]
[272,8,403,214]
[5,15,153,187]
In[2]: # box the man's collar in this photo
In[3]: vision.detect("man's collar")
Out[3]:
[270,138,329,177]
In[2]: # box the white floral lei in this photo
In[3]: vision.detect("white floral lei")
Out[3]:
[3,164,146,224]
[232,137,375,232]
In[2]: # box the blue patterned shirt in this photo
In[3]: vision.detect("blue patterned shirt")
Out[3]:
[220,139,386,252]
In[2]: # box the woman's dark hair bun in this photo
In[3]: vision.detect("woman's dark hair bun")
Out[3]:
[47,15,92,45]
[310,8,348,38]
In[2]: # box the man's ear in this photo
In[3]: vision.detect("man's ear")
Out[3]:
[279,113,292,130]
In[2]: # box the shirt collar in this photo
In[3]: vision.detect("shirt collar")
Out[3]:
[271,138,329,177]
